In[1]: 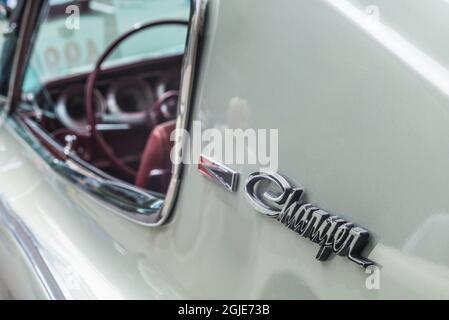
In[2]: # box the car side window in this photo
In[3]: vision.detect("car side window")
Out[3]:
[23,0,190,92]
[9,0,205,226]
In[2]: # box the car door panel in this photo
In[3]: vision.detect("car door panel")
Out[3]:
[1,0,449,299]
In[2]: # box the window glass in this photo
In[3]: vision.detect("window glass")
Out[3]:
[16,0,191,196]
[23,0,190,93]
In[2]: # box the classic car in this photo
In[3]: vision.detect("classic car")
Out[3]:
[0,0,449,300]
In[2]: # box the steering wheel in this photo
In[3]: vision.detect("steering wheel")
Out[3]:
[150,90,180,122]
[85,19,189,179]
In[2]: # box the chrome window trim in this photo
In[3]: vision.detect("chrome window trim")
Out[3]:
[0,195,66,300]
[6,0,207,227]
[6,116,166,226]
[156,0,208,227]
[3,0,45,120]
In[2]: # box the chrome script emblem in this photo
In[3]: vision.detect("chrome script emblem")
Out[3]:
[245,172,375,268]
[198,155,239,192]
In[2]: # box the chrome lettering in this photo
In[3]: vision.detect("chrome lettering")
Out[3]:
[277,196,374,267]
[246,172,375,268]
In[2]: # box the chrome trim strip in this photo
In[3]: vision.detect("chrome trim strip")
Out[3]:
[155,0,208,226]
[3,0,45,120]
[7,117,165,226]
[198,155,239,192]
[0,195,66,300]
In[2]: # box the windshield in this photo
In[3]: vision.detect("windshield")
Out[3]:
[23,0,190,93]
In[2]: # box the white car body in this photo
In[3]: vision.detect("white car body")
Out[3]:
[1,0,449,299]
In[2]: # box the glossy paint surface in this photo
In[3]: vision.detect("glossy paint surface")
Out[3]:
[1,0,449,299]
[177,0,449,298]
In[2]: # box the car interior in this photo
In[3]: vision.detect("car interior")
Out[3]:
[14,0,191,195]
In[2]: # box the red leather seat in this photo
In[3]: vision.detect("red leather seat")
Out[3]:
[135,120,176,193]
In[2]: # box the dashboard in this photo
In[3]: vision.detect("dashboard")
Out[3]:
[44,55,183,135]
[20,55,184,181]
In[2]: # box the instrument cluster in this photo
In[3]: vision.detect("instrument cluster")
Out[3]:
[53,71,180,134]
